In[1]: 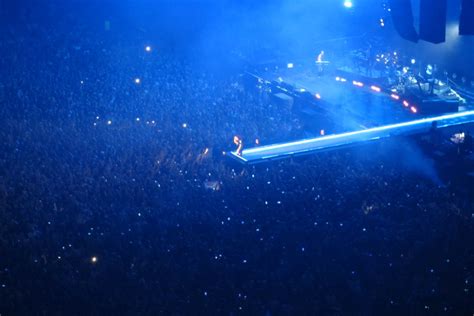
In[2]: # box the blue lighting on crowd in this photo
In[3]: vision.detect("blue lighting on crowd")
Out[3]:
[3,1,473,313]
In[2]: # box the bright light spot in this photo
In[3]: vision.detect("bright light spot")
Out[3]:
[278,77,284,82]
[403,100,409,107]
[203,148,209,155]
[320,129,325,136]
[353,80,364,87]
[391,94,400,100]
[371,85,381,92]
[299,88,306,92]
[447,23,460,41]
[410,106,417,113]
[255,139,260,145]
[91,256,98,263]
[107,120,112,125]
[287,63,294,69]
[340,77,347,82]
[182,123,187,128]
[336,76,341,81]
[80,80,84,84]
[145,45,152,52]
[134,78,141,84]
[411,59,416,65]
[315,93,321,99]
[136,117,140,122]
[344,0,353,8]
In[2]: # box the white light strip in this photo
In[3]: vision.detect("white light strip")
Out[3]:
[239,111,474,155]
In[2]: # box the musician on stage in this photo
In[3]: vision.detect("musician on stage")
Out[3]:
[233,135,243,156]
[316,50,325,76]
[317,50,324,63]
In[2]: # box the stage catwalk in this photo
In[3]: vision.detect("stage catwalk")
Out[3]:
[230,111,474,164]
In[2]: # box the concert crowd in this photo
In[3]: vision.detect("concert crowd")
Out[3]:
[1,4,473,315]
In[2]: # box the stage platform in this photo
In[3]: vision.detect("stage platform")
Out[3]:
[229,111,474,164]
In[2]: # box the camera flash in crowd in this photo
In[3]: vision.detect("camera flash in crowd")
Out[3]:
[91,256,98,263]
[145,45,152,52]
[135,78,141,84]
[107,120,112,125]
[182,123,187,128]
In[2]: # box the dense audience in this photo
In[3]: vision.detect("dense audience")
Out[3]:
[1,5,473,315]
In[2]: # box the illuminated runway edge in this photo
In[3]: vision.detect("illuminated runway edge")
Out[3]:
[229,111,474,164]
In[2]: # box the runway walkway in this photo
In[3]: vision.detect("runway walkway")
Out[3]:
[229,111,474,164]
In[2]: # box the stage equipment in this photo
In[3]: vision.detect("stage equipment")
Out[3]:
[419,0,447,43]
[388,0,419,42]
[460,0,474,35]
